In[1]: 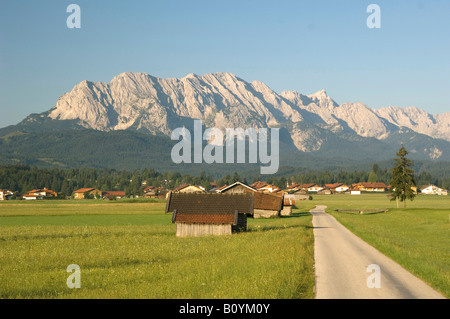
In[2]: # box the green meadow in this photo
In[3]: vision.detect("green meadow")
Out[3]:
[0,200,315,299]
[0,194,448,299]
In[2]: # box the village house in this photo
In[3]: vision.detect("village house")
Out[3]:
[250,181,268,190]
[0,190,14,200]
[335,184,350,193]
[324,183,349,193]
[420,185,448,196]
[257,184,282,193]
[317,187,332,195]
[143,186,168,199]
[102,191,126,200]
[212,184,227,192]
[286,181,301,190]
[389,185,418,195]
[73,188,102,199]
[306,184,323,193]
[353,182,388,192]
[350,186,361,195]
[165,192,254,237]
[208,182,220,193]
[210,182,218,189]
[22,188,58,200]
[296,183,312,192]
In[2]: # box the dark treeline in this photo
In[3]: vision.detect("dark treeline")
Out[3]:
[0,164,448,198]
[0,165,213,197]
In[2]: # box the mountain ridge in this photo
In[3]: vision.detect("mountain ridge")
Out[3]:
[0,71,448,172]
[45,71,450,145]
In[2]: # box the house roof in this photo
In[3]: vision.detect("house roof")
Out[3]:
[103,191,125,196]
[420,184,446,191]
[258,184,281,192]
[165,192,254,224]
[26,188,57,196]
[250,181,268,189]
[286,182,300,189]
[171,184,189,192]
[144,186,167,193]
[215,184,228,192]
[325,183,343,189]
[73,188,96,193]
[357,182,388,188]
[217,181,257,193]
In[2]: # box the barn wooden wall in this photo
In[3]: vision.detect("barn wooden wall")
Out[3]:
[176,223,232,237]
[253,209,280,218]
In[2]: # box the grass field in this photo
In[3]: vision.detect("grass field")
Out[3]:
[0,194,448,299]
[0,199,315,299]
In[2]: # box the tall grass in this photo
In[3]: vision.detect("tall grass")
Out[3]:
[0,202,314,299]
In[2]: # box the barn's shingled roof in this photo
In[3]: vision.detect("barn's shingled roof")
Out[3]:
[253,192,283,211]
[165,192,254,224]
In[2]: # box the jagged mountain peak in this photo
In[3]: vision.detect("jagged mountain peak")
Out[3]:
[184,72,198,79]
[308,89,328,99]
[41,71,449,159]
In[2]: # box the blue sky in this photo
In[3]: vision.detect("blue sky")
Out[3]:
[0,0,449,128]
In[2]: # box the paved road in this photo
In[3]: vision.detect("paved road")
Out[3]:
[310,205,446,299]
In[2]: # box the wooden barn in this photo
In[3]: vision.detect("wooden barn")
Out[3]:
[216,181,257,194]
[165,192,254,237]
[172,184,206,193]
[281,194,295,216]
[252,191,283,218]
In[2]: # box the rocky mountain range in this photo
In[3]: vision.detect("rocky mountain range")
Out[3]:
[1,71,449,172]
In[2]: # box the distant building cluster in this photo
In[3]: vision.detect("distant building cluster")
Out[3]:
[0,181,447,203]
[1,180,448,238]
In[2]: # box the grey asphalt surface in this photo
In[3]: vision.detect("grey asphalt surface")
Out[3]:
[310,205,446,299]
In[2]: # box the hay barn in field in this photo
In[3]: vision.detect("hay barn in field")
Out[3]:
[217,182,284,218]
[165,192,254,237]
[252,191,283,218]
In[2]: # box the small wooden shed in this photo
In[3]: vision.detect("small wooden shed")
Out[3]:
[252,192,283,218]
[165,192,254,237]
